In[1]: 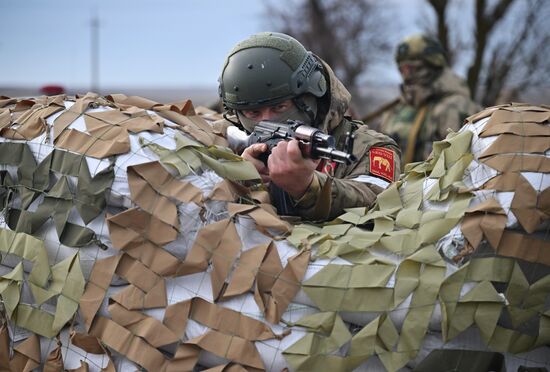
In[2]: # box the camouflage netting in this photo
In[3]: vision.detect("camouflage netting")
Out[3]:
[0,94,548,371]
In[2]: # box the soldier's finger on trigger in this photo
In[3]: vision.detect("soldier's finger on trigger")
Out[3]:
[286,140,303,162]
[253,143,267,156]
[271,141,287,161]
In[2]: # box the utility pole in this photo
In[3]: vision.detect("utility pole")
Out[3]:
[91,7,100,93]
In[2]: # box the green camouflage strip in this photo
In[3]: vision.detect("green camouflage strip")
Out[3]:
[140,131,260,181]
[283,130,491,371]
[0,143,114,247]
[440,257,550,353]
[0,229,84,337]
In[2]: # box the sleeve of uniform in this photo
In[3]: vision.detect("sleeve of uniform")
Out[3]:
[431,95,480,140]
[292,126,401,221]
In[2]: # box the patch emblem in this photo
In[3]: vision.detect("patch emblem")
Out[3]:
[369,147,395,182]
[317,159,336,176]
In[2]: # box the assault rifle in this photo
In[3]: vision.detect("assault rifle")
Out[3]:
[226,120,356,165]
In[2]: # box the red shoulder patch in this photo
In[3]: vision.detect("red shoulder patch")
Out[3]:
[316,159,337,176]
[369,147,395,182]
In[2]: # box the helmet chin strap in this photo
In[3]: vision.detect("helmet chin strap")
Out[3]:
[223,110,244,129]
[236,111,259,133]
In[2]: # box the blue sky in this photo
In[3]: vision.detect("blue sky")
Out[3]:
[0,0,266,89]
[1,0,436,93]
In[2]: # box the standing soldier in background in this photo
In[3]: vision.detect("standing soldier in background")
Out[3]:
[216,32,401,221]
[380,34,480,165]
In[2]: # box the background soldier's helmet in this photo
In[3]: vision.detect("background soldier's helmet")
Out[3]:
[218,32,327,111]
[395,34,447,67]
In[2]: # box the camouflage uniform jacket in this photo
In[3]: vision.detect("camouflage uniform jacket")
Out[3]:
[274,59,403,222]
[380,68,480,164]
[291,116,401,221]
[214,59,401,222]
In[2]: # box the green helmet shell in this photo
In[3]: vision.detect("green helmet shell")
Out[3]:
[395,34,447,67]
[219,32,327,110]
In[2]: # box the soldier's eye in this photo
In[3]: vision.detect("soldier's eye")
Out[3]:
[274,103,290,112]
[243,110,260,119]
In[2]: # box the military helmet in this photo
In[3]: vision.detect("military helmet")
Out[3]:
[395,34,447,67]
[218,32,327,111]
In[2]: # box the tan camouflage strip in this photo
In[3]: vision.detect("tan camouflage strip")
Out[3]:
[150,100,230,147]
[80,253,167,329]
[494,231,550,266]
[106,208,197,277]
[481,154,550,173]
[461,198,507,257]
[480,134,550,158]
[55,125,130,158]
[255,245,311,324]
[44,339,64,371]
[85,294,282,370]
[183,330,265,371]
[107,207,178,248]
[70,330,111,355]
[1,103,63,140]
[480,118,550,137]
[163,297,282,369]
[91,203,307,367]
[0,108,10,129]
[228,202,291,234]
[482,172,549,233]
[209,179,240,201]
[127,161,203,229]
[0,95,65,139]
[127,167,179,228]
[107,301,180,347]
[51,94,167,158]
[479,105,550,132]
[0,96,17,108]
[129,161,204,205]
[210,220,242,301]
[53,93,100,140]
[202,363,249,372]
[222,242,272,299]
[0,331,41,372]
[89,316,169,371]
[111,254,167,309]
[0,324,10,368]
[85,108,164,134]
[80,255,121,332]
[34,94,67,107]
[106,93,160,110]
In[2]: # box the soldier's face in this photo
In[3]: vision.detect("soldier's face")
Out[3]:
[238,98,313,133]
[241,100,295,122]
[398,60,424,81]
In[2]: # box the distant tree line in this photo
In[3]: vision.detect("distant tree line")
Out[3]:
[265,0,550,112]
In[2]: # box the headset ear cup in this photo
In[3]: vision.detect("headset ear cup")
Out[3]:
[293,95,318,123]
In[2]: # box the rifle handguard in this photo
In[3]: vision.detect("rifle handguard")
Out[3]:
[227,120,356,165]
